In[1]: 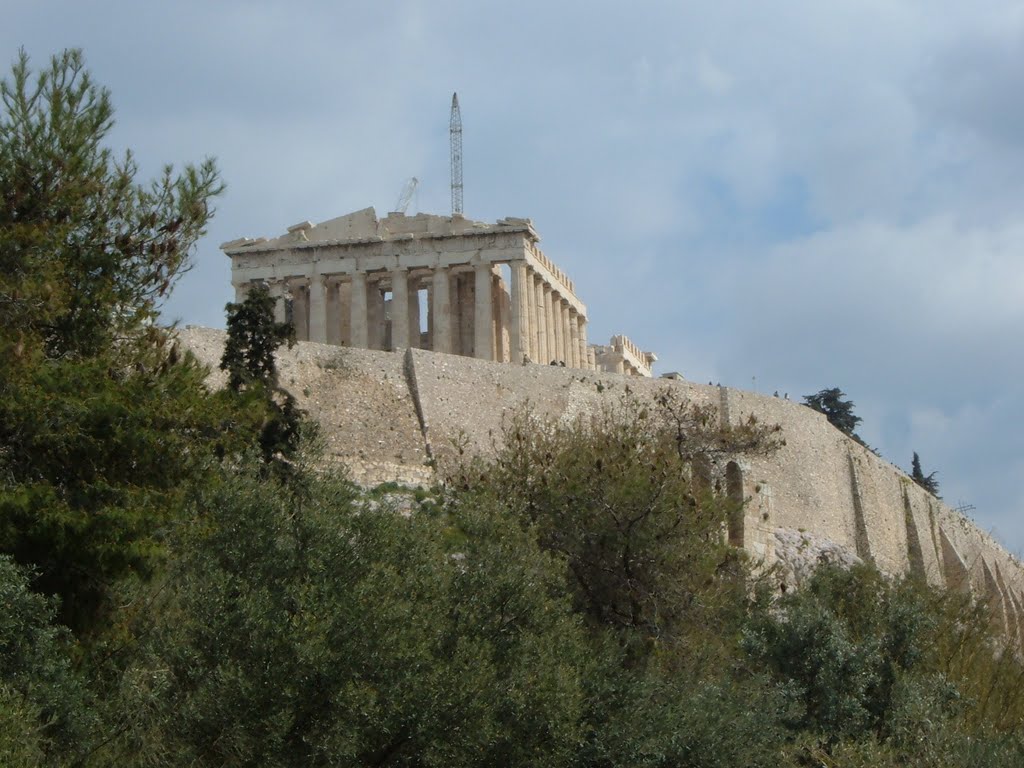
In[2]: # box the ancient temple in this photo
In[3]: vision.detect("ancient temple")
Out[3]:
[222,207,655,375]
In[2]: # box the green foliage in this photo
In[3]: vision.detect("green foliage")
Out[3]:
[0,351,254,631]
[220,282,294,392]
[0,50,269,637]
[743,563,1024,766]
[0,49,221,360]
[743,565,935,739]
[221,283,308,477]
[803,388,863,440]
[455,389,780,655]
[911,451,940,496]
[0,556,91,765]
[573,649,795,768]
[451,390,794,766]
[116,466,587,767]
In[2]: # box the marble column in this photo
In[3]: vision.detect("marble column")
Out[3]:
[561,303,573,367]
[568,309,580,368]
[407,278,421,349]
[431,269,452,354]
[473,263,493,360]
[271,281,287,325]
[368,281,385,349]
[325,279,342,345]
[534,277,548,364]
[576,314,588,370]
[510,261,534,363]
[493,273,507,362]
[291,281,309,341]
[390,269,410,349]
[337,281,352,346]
[552,294,564,364]
[308,275,327,343]
[521,266,535,361]
[543,284,555,364]
[456,273,474,356]
[350,271,368,348]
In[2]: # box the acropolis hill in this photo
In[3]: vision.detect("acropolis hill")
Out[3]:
[197,207,1024,635]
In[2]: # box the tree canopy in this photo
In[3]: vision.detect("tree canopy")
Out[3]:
[0,48,220,360]
[911,452,941,496]
[0,49,238,633]
[804,387,863,440]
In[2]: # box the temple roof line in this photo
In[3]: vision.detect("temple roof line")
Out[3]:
[222,207,539,255]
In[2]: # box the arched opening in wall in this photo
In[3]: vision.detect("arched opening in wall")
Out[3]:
[725,461,745,548]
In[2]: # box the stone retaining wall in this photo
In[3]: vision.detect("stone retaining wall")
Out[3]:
[177,327,1024,623]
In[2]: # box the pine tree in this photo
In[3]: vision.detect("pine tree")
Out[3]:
[220,285,306,475]
[911,451,940,496]
[220,283,294,392]
[0,48,221,361]
[803,388,863,439]
[0,50,233,632]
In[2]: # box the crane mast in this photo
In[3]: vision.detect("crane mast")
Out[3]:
[449,92,463,216]
[393,177,418,214]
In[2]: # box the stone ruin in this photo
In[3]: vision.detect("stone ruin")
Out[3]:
[222,207,656,376]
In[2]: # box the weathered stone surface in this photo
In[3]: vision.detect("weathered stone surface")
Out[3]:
[773,528,862,591]
[178,326,431,487]
[176,327,1024,605]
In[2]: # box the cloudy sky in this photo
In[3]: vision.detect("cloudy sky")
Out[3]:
[6,1,1023,552]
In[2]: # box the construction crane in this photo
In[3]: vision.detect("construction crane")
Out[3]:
[393,176,419,214]
[449,92,463,215]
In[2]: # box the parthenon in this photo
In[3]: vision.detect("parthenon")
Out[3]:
[222,207,655,375]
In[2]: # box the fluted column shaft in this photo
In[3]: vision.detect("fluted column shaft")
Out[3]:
[568,309,580,368]
[407,280,421,348]
[534,277,548,364]
[543,285,555,364]
[552,293,564,364]
[390,269,410,349]
[350,271,368,348]
[522,267,535,361]
[432,269,452,354]
[271,281,287,324]
[509,261,528,362]
[576,315,588,370]
[325,279,342,345]
[474,264,493,360]
[308,275,327,343]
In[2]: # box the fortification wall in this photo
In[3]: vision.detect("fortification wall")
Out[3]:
[178,327,432,487]
[177,328,1024,622]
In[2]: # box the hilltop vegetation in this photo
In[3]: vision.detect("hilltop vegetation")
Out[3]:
[2,49,1024,767]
